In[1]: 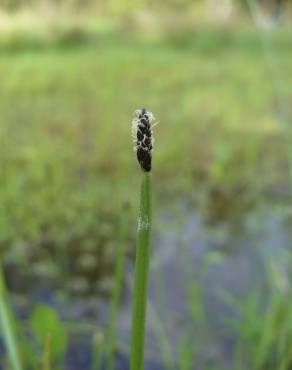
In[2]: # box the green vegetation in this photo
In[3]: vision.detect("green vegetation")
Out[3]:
[107,201,130,370]
[0,19,292,369]
[1,26,291,247]
[0,264,23,370]
[130,173,152,370]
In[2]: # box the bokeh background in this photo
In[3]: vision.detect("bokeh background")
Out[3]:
[1,1,292,369]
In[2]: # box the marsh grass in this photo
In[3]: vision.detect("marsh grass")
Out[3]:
[91,331,104,370]
[0,25,290,257]
[0,263,23,370]
[0,15,292,370]
[152,264,176,370]
[106,201,130,370]
[42,335,51,370]
[130,173,152,370]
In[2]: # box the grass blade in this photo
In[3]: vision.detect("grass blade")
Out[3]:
[0,263,23,370]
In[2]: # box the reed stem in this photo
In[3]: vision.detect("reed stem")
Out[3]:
[130,173,152,370]
[107,203,129,370]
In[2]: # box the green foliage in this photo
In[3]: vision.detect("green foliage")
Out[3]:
[0,21,292,370]
[0,264,23,370]
[223,260,292,370]
[106,202,130,370]
[177,333,195,370]
[1,25,290,256]
[91,331,104,370]
[30,304,67,367]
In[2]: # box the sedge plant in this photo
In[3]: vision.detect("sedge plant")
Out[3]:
[42,334,51,370]
[107,201,130,370]
[130,109,156,370]
[0,262,23,370]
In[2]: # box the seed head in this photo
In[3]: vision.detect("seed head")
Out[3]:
[132,108,156,172]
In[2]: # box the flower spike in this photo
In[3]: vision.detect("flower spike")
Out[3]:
[132,108,156,172]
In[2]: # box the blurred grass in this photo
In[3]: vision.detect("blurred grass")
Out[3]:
[0,24,291,288]
[0,16,292,370]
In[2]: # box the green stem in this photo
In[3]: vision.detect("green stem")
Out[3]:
[91,331,104,370]
[0,262,23,370]
[130,173,152,370]
[107,204,129,370]
[42,334,51,370]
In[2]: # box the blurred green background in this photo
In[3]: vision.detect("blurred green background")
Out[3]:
[1,1,292,369]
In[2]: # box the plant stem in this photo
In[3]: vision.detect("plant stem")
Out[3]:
[130,173,152,370]
[91,331,104,370]
[42,334,51,370]
[0,262,23,370]
[107,203,129,370]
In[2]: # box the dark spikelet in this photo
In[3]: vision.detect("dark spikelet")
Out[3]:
[132,108,155,172]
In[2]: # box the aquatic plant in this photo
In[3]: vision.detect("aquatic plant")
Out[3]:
[130,108,156,370]
[107,202,130,370]
[0,263,23,370]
